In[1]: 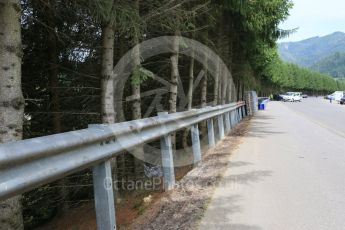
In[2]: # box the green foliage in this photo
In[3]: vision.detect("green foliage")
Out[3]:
[311,52,345,79]
[220,0,345,93]
[264,56,345,92]
[218,0,294,90]
[131,66,155,86]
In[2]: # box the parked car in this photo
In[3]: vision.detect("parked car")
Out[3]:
[273,94,283,101]
[302,94,308,98]
[281,92,302,102]
[340,96,345,105]
[326,91,344,102]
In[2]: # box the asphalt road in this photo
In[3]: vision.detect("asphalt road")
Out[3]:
[198,98,345,230]
[283,97,345,138]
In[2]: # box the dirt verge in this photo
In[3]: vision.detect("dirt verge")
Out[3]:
[128,117,251,230]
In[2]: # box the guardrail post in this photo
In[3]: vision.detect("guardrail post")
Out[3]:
[93,160,116,230]
[230,110,235,127]
[158,112,175,191]
[224,112,231,134]
[217,114,225,139]
[239,108,242,121]
[207,118,216,148]
[228,111,233,129]
[89,125,116,230]
[191,123,202,165]
[235,109,239,123]
[235,110,238,124]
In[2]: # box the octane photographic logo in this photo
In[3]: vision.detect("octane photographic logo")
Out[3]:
[112,36,232,169]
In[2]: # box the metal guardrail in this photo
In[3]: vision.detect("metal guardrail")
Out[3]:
[0,101,247,230]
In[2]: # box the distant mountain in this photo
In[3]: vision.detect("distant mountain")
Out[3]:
[278,32,345,67]
[311,52,345,79]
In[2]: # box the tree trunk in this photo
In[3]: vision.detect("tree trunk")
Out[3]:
[221,69,227,105]
[131,0,144,178]
[238,81,243,101]
[0,1,25,229]
[132,0,141,121]
[115,36,126,122]
[232,81,237,102]
[236,79,241,101]
[218,76,222,104]
[100,22,120,197]
[226,78,232,103]
[201,73,207,108]
[216,20,224,106]
[169,32,180,151]
[169,34,179,114]
[131,52,141,119]
[201,73,207,106]
[101,23,115,124]
[187,52,195,110]
[182,52,195,149]
[224,21,234,105]
[200,30,208,109]
[200,45,208,137]
[213,60,220,106]
[199,74,208,137]
[46,0,68,211]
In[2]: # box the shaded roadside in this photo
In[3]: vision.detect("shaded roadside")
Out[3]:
[128,118,252,230]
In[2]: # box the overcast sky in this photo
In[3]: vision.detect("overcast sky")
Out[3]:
[279,0,345,42]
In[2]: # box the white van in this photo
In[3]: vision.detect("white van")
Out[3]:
[328,91,344,101]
